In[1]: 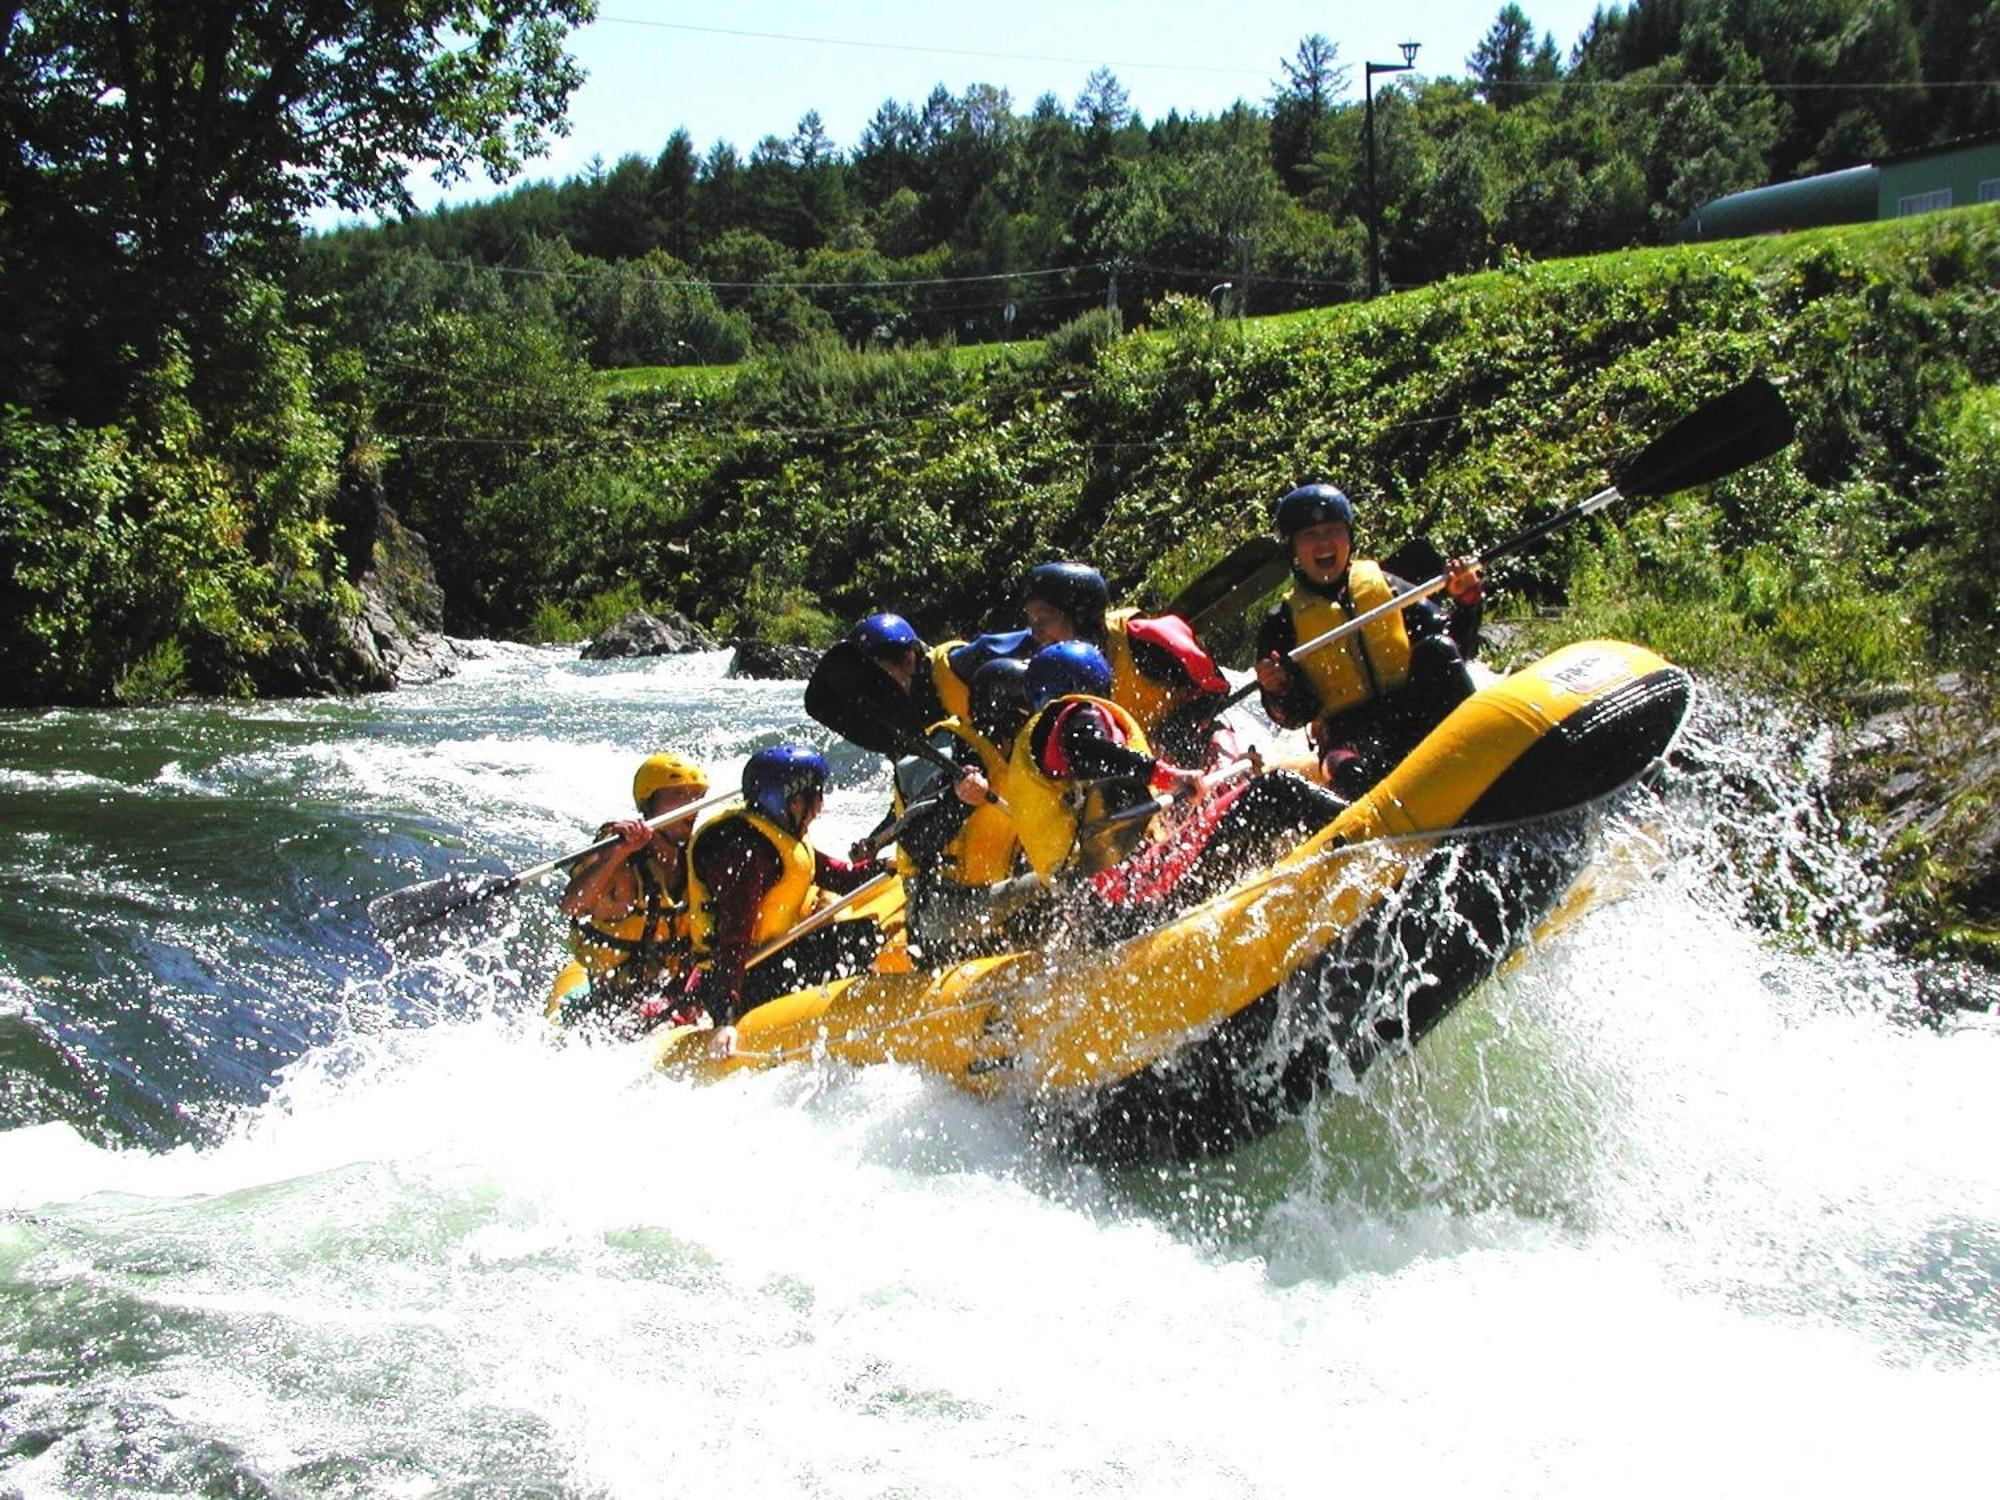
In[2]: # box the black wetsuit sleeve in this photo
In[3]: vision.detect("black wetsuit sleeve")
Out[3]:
[1390,573,1482,659]
[1253,604,1320,728]
[1047,704,1160,783]
[898,739,981,869]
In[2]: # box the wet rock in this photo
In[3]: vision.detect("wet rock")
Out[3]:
[581,609,719,660]
[351,486,453,687]
[1829,675,2000,960]
[727,639,818,680]
[253,467,453,696]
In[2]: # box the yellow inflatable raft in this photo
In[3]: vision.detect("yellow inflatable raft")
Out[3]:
[642,639,1692,1161]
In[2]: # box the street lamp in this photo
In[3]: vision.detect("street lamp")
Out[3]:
[1363,40,1421,300]
[1208,282,1234,319]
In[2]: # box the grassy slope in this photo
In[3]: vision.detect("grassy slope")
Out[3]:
[632,210,1994,683]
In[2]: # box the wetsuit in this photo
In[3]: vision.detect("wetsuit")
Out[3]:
[685,813,882,1026]
[891,722,1034,962]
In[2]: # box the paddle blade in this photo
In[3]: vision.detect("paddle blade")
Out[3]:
[804,640,928,756]
[1615,377,1796,498]
[368,870,517,945]
[1164,536,1289,632]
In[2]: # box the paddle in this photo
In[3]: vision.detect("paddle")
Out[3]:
[805,640,1006,807]
[1161,536,1291,635]
[1222,376,1796,711]
[852,790,953,859]
[1073,759,1258,839]
[747,870,897,967]
[369,785,738,945]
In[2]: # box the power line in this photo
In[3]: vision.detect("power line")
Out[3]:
[337,240,1109,292]
[597,15,1270,79]
[596,15,2000,96]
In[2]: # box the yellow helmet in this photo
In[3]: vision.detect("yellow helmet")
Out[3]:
[632,751,710,809]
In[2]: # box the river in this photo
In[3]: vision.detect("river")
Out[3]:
[3,643,1997,1497]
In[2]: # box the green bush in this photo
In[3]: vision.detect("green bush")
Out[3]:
[114,638,189,704]
[0,296,349,704]
[1039,307,1121,367]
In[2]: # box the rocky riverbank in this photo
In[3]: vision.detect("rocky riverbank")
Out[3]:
[1829,675,2000,970]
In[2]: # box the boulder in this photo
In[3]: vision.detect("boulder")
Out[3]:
[727,638,819,680]
[1829,674,2000,962]
[581,609,719,660]
[351,484,455,687]
[253,466,455,696]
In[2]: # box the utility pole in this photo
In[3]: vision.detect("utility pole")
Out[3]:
[1364,41,1421,299]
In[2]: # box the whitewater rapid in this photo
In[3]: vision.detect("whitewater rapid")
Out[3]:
[2,644,1996,1497]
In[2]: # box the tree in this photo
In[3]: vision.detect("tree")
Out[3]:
[789,110,852,244]
[1075,67,1134,138]
[854,99,926,207]
[0,0,591,418]
[1270,34,1350,193]
[1469,4,1562,110]
[376,309,604,630]
[650,130,700,261]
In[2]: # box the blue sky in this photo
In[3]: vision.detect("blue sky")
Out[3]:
[361,0,1610,222]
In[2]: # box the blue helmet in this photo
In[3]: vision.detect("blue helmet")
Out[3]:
[1023,561,1110,632]
[1275,483,1354,541]
[852,612,920,656]
[1025,641,1112,711]
[742,744,831,828]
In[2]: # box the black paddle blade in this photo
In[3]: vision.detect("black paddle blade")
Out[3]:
[1383,535,1447,585]
[368,871,517,945]
[1615,377,1796,498]
[1163,536,1288,630]
[804,641,930,756]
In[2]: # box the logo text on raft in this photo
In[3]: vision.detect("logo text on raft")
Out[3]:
[1543,654,1633,696]
[967,1005,1019,1075]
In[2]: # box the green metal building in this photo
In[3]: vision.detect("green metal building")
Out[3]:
[1683,134,2000,240]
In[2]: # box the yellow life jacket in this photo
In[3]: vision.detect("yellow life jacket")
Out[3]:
[1285,559,1413,734]
[927,640,972,724]
[567,838,690,985]
[1101,606,1182,738]
[891,719,1019,886]
[686,809,819,953]
[1007,695,1153,880]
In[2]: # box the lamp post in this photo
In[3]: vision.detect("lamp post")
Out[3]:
[1363,40,1420,300]
[1208,282,1234,319]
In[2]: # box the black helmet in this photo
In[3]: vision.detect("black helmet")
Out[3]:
[1022,561,1110,635]
[1274,484,1354,541]
[969,657,1030,744]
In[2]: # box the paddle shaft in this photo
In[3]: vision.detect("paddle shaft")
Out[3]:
[371,784,738,940]
[515,785,739,886]
[748,870,896,967]
[1075,759,1254,838]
